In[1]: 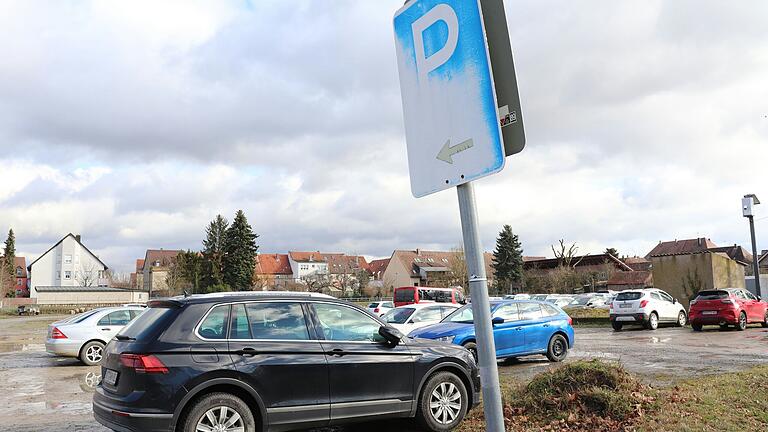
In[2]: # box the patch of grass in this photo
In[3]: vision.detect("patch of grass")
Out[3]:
[562,307,609,319]
[637,366,768,431]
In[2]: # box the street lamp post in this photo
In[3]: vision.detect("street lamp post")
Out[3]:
[743,194,761,297]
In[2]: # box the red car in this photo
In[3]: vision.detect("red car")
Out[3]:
[689,288,768,331]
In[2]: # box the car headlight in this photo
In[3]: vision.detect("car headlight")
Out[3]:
[437,335,456,343]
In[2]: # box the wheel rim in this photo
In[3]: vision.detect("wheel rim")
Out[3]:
[740,313,747,329]
[429,382,461,425]
[86,345,103,363]
[552,339,565,357]
[196,406,245,432]
[679,312,686,326]
[650,314,658,328]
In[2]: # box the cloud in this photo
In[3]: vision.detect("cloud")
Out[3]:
[1,0,767,273]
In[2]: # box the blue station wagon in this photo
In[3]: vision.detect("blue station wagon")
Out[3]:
[409,300,575,362]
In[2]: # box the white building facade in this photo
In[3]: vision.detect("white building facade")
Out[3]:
[28,233,109,298]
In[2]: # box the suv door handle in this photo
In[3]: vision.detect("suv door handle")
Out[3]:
[238,348,257,357]
[101,328,111,331]
[515,328,523,331]
[329,349,346,357]
[542,324,550,328]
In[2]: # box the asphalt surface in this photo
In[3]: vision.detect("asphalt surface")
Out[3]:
[1,315,766,432]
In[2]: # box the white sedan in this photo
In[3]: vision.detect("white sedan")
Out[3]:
[382,303,462,336]
[45,306,145,366]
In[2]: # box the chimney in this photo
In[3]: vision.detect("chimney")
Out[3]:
[416,248,421,256]
[75,234,81,243]
[697,238,702,246]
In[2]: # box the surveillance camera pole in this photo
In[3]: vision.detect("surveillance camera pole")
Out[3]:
[748,215,761,298]
[457,181,504,432]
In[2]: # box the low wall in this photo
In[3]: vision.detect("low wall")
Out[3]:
[0,298,36,308]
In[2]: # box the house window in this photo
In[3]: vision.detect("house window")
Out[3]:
[15,267,22,276]
[16,278,22,286]
[64,254,72,264]
[64,271,72,280]
[414,258,421,263]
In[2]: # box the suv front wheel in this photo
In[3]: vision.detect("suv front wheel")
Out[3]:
[182,392,256,432]
[416,371,468,432]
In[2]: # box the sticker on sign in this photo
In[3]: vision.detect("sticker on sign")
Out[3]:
[394,0,504,198]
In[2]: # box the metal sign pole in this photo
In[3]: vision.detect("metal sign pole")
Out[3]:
[749,215,762,297]
[456,181,505,432]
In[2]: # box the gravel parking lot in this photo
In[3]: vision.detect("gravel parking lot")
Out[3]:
[1,315,766,432]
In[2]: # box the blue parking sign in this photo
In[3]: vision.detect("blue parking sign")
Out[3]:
[394,0,505,198]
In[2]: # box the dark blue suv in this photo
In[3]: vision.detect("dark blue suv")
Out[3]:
[93,292,480,432]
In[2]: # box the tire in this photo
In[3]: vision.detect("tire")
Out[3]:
[762,311,768,329]
[79,341,105,366]
[646,312,659,331]
[736,311,747,331]
[546,334,569,362]
[462,342,478,363]
[182,392,256,432]
[676,311,687,327]
[692,323,703,331]
[611,322,623,332]
[416,371,468,432]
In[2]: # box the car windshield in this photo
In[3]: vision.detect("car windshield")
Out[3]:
[444,305,475,323]
[383,308,416,324]
[616,292,643,301]
[569,297,591,306]
[71,309,102,323]
[695,290,730,300]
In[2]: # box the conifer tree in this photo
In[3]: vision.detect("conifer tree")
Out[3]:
[492,225,523,294]
[223,210,259,291]
[202,215,228,290]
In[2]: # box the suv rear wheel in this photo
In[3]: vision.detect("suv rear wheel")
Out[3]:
[182,393,256,432]
[646,312,659,330]
[416,371,468,432]
[611,322,623,332]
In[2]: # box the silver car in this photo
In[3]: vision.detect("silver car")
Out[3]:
[46,306,145,366]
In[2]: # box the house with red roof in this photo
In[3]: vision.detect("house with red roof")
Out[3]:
[254,254,293,290]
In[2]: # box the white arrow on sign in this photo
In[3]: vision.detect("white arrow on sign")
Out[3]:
[436,138,474,164]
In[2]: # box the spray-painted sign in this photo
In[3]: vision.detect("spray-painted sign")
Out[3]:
[394,0,504,198]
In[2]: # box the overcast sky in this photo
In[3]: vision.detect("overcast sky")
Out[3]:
[2,0,768,274]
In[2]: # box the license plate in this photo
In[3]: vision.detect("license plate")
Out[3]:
[619,304,632,308]
[104,369,118,386]
[616,316,635,322]
[702,311,718,315]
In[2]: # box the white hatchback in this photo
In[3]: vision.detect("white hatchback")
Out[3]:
[381,303,462,336]
[610,289,687,331]
[46,306,146,365]
[366,301,394,316]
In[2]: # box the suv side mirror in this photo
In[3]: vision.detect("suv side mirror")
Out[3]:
[378,326,404,346]
[673,298,678,304]
[492,317,504,325]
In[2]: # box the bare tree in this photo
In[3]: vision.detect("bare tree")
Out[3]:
[552,239,585,268]
[76,263,98,287]
[304,274,332,294]
[107,270,131,288]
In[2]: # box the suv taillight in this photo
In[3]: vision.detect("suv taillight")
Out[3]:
[690,299,698,306]
[639,300,649,308]
[51,327,67,339]
[374,308,380,313]
[120,354,169,374]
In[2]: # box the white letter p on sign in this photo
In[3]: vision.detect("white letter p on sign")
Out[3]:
[412,4,459,81]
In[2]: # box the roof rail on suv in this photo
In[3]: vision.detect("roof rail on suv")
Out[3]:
[181,291,336,300]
